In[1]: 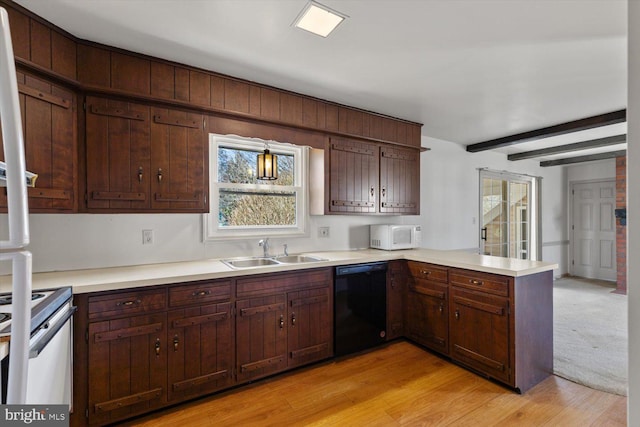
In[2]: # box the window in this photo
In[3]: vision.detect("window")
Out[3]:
[204,134,308,240]
[479,169,541,260]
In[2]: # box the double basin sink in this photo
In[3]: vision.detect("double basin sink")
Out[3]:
[222,255,327,269]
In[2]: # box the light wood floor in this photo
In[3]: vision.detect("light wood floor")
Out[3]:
[122,341,627,426]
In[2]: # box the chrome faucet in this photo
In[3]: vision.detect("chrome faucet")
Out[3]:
[258,238,270,258]
[283,243,289,256]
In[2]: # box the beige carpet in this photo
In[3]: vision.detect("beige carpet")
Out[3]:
[553,277,628,396]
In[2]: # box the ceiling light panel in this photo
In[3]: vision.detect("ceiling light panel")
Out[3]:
[293,1,347,38]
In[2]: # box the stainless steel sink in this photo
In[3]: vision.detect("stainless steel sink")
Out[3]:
[222,257,280,269]
[222,254,326,269]
[273,255,326,264]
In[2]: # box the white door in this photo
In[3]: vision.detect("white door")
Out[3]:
[571,180,616,281]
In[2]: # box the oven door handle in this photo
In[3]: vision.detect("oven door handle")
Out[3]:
[29,306,76,359]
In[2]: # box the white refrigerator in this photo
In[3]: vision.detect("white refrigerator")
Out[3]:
[0,6,33,405]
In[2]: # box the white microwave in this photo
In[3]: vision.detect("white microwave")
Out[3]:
[370,224,422,250]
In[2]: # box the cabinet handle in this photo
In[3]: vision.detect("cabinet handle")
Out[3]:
[439,303,444,314]
[157,168,163,183]
[138,167,143,182]
[455,310,460,320]
[192,290,211,297]
[279,315,284,329]
[469,279,484,286]
[291,313,296,326]
[173,335,179,352]
[381,187,386,197]
[116,299,141,307]
[370,187,374,197]
[421,270,431,277]
[155,339,161,356]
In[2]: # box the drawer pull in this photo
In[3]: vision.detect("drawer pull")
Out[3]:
[154,338,161,356]
[421,270,431,276]
[117,299,141,307]
[192,290,212,297]
[469,279,484,286]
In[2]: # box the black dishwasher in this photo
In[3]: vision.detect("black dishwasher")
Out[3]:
[334,262,387,357]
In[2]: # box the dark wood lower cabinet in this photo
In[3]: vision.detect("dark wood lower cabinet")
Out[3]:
[235,294,288,383]
[87,313,167,426]
[449,286,510,383]
[73,263,551,426]
[167,302,233,402]
[287,287,333,368]
[406,280,449,354]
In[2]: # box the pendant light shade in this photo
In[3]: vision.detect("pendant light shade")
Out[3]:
[257,148,278,180]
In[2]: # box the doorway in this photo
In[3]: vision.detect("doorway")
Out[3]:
[571,180,616,281]
[479,170,540,260]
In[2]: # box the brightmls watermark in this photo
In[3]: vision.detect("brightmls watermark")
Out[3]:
[1,405,68,426]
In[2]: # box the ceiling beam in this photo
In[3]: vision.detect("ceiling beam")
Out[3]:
[507,134,627,161]
[540,150,626,167]
[466,110,626,153]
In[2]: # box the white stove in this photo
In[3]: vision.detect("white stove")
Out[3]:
[0,287,75,406]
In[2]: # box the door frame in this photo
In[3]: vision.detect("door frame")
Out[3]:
[478,169,542,261]
[568,178,617,278]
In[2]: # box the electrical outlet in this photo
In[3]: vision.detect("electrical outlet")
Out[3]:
[142,229,154,245]
[318,227,330,238]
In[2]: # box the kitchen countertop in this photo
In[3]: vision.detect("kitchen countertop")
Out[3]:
[0,248,558,294]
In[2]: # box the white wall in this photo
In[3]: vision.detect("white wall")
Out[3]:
[0,135,568,276]
[627,1,638,424]
[419,136,567,277]
[566,158,615,183]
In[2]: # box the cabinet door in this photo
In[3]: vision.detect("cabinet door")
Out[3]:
[287,287,332,368]
[0,73,76,211]
[450,287,511,383]
[379,146,419,214]
[85,96,150,210]
[236,294,287,383]
[87,313,166,425]
[167,302,233,402]
[406,280,449,354]
[328,137,378,213]
[386,260,406,340]
[150,108,207,211]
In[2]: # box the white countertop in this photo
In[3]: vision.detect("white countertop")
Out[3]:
[0,248,557,294]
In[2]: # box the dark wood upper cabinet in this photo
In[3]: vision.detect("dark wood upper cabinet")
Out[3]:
[85,97,208,212]
[328,137,379,214]
[327,137,420,215]
[85,96,151,211]
[379,145,420,215]
[150,107,207,212]
[0,73,76,211]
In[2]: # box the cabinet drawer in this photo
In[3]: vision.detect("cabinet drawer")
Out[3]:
[88,288,166,320]
[407,280,447,300]
[236,267,332,298]
[449,269,510,296]
[169,280,232,307]
[407,261,448,283]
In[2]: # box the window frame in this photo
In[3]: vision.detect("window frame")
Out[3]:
[204,134,309,241]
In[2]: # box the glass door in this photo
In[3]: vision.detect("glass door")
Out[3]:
[480,171,536,260]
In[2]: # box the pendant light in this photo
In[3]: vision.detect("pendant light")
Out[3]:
[257,143,278,180]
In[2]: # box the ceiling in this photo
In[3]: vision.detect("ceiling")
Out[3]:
[15,0,628,165]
